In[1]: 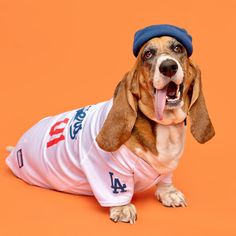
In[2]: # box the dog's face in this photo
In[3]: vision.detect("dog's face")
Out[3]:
[135,36,193,123]
[96,36,215,152]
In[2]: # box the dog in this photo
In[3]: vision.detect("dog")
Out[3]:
[6,25,215,224]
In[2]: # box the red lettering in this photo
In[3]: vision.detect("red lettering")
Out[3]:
[47,118,69,148]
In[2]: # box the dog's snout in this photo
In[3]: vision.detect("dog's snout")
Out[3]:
[159,59,178,77]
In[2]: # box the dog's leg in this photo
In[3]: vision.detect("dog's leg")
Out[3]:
[155,176,187,207]
[110,203,137,224]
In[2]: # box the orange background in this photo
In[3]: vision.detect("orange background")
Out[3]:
[0,0,236,235]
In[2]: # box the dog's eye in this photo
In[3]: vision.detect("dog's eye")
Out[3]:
[143,50,154,60]
[173,45,183,54]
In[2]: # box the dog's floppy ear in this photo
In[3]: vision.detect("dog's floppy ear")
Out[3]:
[96,71,139,151]
[187,60,215,143]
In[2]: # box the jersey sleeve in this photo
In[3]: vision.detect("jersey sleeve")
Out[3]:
[80,143,134,207]
[160,172,173,184]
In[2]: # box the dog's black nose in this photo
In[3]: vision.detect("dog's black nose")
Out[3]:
[159,59,178,77]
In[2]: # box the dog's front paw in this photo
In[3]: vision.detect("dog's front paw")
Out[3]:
[110,204,137,224]
[155,184,187,207]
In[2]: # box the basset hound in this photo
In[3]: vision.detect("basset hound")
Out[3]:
[6,26,215,224]
[97,35,215,223]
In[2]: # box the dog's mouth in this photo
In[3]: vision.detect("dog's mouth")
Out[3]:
[154,81,184,120]
[165,81,183,105]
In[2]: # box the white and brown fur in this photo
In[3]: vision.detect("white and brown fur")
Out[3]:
[6,36,215,224]
[96,36,215,223]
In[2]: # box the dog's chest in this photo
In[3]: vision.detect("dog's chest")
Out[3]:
[155,123,186,164]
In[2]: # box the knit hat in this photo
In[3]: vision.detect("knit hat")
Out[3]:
[133,24,193,57]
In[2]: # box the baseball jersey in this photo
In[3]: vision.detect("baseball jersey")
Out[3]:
[6,100,172,207]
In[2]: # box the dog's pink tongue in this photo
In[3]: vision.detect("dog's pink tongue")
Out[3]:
[154,87,167,120]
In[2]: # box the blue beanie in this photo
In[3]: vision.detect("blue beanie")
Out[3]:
[133,24,193,57]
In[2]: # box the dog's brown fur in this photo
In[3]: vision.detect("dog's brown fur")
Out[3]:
[96,37,215,161]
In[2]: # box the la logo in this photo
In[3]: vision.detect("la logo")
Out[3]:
[109,172,127,194]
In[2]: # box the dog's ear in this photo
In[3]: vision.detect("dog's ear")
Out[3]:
[187,60,215,143]
[96,70,139,151]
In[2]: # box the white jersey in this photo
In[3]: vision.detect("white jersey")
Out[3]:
[6,100,172,207]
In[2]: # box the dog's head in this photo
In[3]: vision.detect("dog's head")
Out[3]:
[96,31,215,152]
